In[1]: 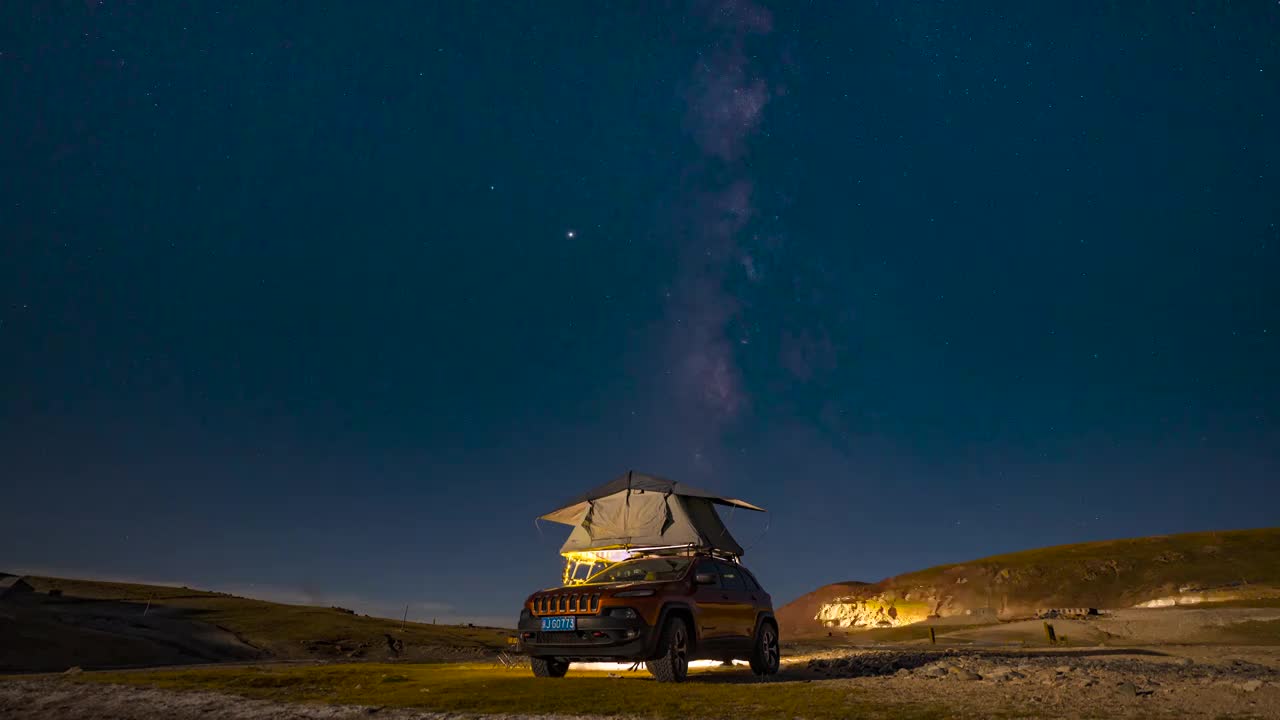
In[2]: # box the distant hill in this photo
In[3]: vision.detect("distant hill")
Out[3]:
[778,528,1280,638]
[0,575,510,673]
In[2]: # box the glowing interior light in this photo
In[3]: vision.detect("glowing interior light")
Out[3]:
[557,545,705,585]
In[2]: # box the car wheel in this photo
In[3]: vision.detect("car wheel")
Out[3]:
[749,622,780,676]
[645,616,690,683]
[530,656,569,678]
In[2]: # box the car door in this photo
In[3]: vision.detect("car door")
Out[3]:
[714,561,757,644]
[739,565,772,635]
[739,565,772,614]
[691,559,732,644]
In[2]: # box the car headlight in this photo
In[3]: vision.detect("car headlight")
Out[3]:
[614,589,655,597]
[607,607,639,619]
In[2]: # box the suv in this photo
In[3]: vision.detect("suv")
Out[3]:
[517,554,780,682]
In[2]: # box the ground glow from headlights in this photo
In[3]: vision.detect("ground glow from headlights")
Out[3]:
[569,660,750,671]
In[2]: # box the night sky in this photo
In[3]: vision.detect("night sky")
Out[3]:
[3,2,1278,626]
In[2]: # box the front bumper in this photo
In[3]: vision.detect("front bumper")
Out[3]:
[517,612,654,660]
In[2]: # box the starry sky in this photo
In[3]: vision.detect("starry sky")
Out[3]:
[3,2,1278,625]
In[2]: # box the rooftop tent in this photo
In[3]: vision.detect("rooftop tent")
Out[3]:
[539,471,765,558]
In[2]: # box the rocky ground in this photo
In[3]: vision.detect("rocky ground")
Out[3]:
[802,646,1280,718]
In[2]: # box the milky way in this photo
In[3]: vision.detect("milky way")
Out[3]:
[665,0,776,460]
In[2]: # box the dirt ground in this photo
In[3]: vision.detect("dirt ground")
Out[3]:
[3,645,1279,719]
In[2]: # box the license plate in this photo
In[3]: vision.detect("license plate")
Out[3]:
[541,616,576,631]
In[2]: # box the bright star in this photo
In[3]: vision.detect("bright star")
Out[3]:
[566,230,576,238]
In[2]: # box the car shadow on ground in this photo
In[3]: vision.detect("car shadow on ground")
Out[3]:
[684,669,816,684]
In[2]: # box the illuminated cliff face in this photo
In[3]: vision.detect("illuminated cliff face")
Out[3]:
[815,596,933,628]
[782,531,1280,637]
[1134,587,1280,608]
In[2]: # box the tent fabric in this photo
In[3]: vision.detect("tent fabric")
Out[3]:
[542,471,763,557]
[583,490,674,541]
[681,495,743,555]
[540,470,765,526]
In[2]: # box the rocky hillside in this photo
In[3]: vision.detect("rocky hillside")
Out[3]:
[1,575,511,672]
[778,528,1280,637]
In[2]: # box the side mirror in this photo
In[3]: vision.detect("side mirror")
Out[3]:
[695,573,718,586]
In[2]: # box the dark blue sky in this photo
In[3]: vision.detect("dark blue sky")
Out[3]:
[3,2,1277,624]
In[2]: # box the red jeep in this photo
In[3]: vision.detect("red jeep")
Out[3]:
[518,553,780,682]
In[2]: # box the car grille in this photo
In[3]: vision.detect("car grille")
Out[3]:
[533,592,601,615]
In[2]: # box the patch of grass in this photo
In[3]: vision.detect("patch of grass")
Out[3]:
[843,624,986,644]
[1219,619,1280,645]
[789,623,989,648]
[79,662,952,720]
[906,528,1280,604]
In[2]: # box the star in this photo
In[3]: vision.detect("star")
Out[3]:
[566,230,576,238]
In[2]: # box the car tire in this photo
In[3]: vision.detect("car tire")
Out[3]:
[530,656,569,678]
[749,621,780,676]
[645,616,690,683]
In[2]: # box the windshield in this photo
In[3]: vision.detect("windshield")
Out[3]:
[584,557,692,584]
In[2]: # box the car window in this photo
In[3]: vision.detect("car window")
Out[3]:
[739,567,761,592]
[716,561,746,591]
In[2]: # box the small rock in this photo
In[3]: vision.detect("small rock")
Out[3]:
[952,670,982,681]
[63,667,83,675]
[1238,680,1263,693]
[984,667,1026,682]
[1055,665,1073,675]
[895,668,911,677]
[1178,657,1194,667]
[1116,682,1137,696]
